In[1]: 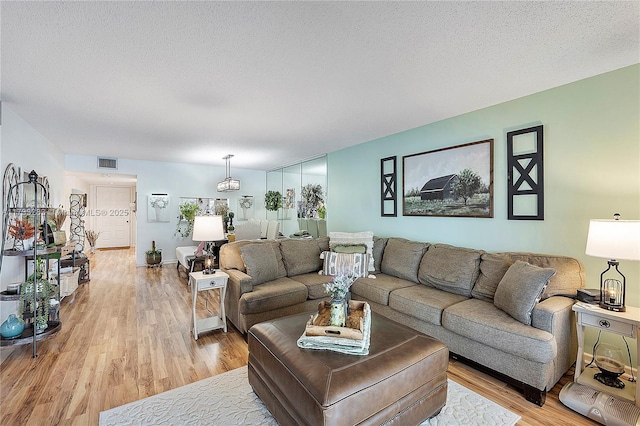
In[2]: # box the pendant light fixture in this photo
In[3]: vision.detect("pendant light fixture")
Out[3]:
[217,154,240,192]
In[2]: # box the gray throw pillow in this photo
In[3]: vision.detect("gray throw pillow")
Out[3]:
[240,244,280,286]
[279,238,322,276]
[471,253,514,301]
[494,260,556,325]
[380,238,428,283]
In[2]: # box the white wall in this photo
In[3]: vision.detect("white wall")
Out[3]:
[0,105,66,323]
[65,155,267,266]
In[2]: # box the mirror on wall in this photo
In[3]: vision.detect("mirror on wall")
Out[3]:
[266,155,327,238]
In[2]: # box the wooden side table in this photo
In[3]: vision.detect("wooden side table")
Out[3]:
[573,302,639,406]
[189,270,229,340]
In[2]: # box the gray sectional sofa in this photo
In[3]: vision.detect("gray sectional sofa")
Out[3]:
[219,236,585,406]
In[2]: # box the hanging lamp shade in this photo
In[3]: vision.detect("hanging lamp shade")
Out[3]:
[217,154,240,192]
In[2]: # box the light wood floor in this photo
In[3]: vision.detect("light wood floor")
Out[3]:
[0,248,597,425]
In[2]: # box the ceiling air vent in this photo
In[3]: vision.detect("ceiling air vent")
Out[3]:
[97,157,118,170]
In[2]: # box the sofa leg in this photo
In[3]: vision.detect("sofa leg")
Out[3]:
[523,384,546,406]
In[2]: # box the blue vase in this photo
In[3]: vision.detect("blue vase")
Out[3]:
[1,314,25,339]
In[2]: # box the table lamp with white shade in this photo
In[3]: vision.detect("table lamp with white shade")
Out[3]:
[585,214,640,312]
[192,215,225,275]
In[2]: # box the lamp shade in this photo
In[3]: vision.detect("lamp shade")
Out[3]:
[585,219,640,261]
[192,215,225,242]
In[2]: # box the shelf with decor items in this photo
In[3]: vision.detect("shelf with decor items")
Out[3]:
[572,302,639,406]
[1,165,62,357]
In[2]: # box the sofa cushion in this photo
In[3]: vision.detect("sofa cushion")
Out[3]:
[317,236,330,253]
[494,261,556,325]
[442,299,557,364]
[372,237,388,273]
[351,274,417,306]
[418,244,483,297]
[389,286,468,326]
[471,253,513,301]
[332,244,367,254]
[279,238,322,276]
[321,251,369,278]
[239,277,308,314]
[329,231,375,271]
[240,243,285,286]
[290,273,334,300]
[221,240,286,276]
[506,253,584,299]
[380,238,428,283]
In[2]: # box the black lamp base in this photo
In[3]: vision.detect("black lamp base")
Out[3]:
[599,302,626,312]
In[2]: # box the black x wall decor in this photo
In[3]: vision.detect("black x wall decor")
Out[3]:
[381,156,397,217]
[507,125,544,220]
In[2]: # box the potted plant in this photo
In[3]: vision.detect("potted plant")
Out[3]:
[18,275,55,334]
[85,229,100,253]
[175,202,199,237]
[8,218,35,251]
[265,190,283,212]
[146,241,162,266]
[52,206,68,245]
[301,184,324,218]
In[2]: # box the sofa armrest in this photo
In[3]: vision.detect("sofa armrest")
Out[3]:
[225,269,254,295]
[531,296,577,388]
[531,296,574,334]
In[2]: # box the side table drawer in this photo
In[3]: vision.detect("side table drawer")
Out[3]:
[581,314,635,337]
[197,279,225,291]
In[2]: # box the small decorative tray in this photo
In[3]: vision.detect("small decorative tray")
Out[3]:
[305,300,369,340]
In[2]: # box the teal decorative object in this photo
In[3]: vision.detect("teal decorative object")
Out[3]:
[1,314,25,339]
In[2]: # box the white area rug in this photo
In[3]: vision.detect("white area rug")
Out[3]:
[100,366,520,425]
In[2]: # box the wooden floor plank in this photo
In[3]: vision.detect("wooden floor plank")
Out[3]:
[0,248,598,425]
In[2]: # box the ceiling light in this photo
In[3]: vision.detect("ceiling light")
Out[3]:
[217,154,240,192]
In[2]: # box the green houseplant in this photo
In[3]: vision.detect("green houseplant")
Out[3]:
[175,202,200,237]
[265,190,283,212]
[146,240,162,266]
[301,184,324,218]
[18,276,55,334]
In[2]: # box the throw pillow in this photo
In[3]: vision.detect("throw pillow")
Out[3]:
[494,261,556,325]
[471,253,514,301]
[418,244,482,297]
[240,244,281,286]
[321,251,369,278]
[329,231,375,271]
[380,238,428,283]
[332,244,367,254]
[279,238,322,276]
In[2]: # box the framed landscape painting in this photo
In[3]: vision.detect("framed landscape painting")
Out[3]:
[403,139,493,218]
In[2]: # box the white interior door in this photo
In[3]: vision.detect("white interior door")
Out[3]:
[95,186,131,248]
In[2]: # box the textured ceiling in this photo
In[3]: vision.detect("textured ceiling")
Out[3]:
[1,1,638,172]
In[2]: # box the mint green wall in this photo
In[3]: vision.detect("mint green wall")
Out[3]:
[328,65,640,360]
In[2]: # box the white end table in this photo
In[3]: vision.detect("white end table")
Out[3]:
[189,270,229,340]
[572,302,639,406]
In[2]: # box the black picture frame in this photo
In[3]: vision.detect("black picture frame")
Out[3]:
[403,140,494,218]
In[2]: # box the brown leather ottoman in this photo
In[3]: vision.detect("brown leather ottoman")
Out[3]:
[248,311,448,426]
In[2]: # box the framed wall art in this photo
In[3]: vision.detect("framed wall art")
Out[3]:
[148,194,170,222]
[403,139,494,218]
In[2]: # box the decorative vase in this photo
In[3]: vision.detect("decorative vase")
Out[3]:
[329,296,346,327]
[54,230,67,245]
[1,314,25,339]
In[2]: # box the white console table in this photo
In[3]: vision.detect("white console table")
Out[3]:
[189,270,229,340]
[573,302,639,406]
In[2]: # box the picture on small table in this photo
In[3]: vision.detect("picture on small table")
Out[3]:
[403,139,493,218]
[148,194,170,222]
